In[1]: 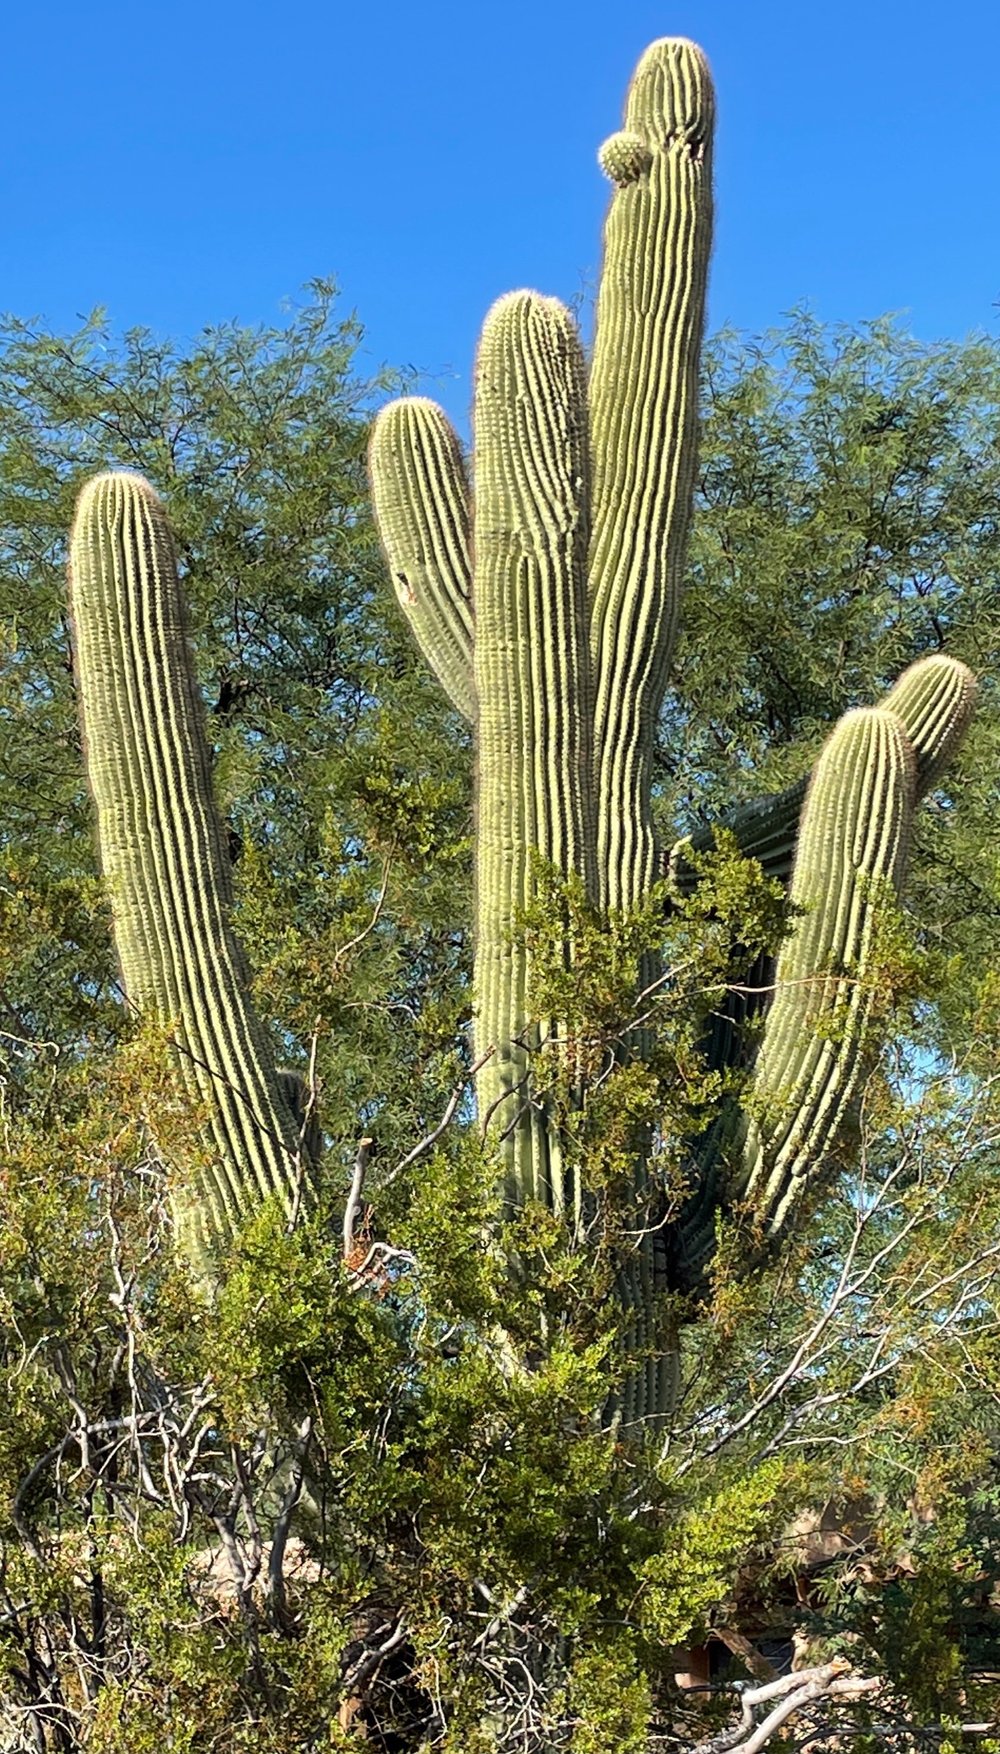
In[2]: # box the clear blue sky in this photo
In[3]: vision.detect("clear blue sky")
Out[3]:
[3,0,999,431]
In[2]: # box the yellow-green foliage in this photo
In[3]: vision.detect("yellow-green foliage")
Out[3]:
[639,1458,793,1647]
[561,1639,652,1754]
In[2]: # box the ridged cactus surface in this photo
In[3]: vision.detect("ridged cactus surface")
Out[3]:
[369,41,713,1225]
[674,654,978,895]
[368,37,976,1423]
[369,398,475,720]
[589,39,714,919]
[472,292,596,1219]
[740,708,916,1234]
[70,472,309,1271]
[671,654,977,1285]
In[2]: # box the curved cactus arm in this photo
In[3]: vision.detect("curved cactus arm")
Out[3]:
[669,653,978,894]
[667,654,977,1291]
[669,782,808,897]
[472,291,595,1219]
[70,472,309,1272]
[588,37,714,916]
[739,708,917,1239]
[369,397,475,720]
[884,652,978,792]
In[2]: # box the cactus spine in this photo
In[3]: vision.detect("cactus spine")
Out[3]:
[70,473,310,1271]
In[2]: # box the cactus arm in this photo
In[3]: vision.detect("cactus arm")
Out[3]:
[884,652,978,792]
[369,397,475,720]
[670,782,809,897]
[588,37,714,916]
[742,658,975,1243]
[472,292,595,1218]
[585,40,714,1426]
[70,472,308,1272]
[669,654,978,894]
[739,708,916,1238]
[667,655,978,1291]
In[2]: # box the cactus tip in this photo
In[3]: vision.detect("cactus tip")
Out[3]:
[625,36,715,148]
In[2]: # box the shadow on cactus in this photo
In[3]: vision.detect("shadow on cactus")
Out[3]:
[68,40,976,1435]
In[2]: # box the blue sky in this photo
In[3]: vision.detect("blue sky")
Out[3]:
[3,0,999,430]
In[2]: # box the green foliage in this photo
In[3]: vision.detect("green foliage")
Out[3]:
[561,1639,652,1754]
[639,1458,795,1647]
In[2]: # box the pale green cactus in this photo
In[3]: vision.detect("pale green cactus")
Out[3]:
[371,33,713,1149]
[588,39,714,922]
[739,708,916,1235]
[369,398,474,721]
[369,38,976,1422]
[471,292,596,1222]
[69,472,313,1273]
[669,653,977,1290]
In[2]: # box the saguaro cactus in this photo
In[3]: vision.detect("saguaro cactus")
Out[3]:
[70,473,312,1273]
[372,37,712,1164]
[670,653,977,1287]
[67,40,975,1423]
[369,38,976,1421]
[471,292,596,1221]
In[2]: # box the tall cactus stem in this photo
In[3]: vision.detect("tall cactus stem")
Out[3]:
[584,38,715,1426]
[70,472,308,1272]
[472,292,595,1217]
[589,38,714,918]
[369,398,475,719]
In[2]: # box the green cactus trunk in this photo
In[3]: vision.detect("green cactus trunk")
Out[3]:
[589,39,714,921]
[70,472,310,1273]
[471,292,596,1220]
[368,36,976,1434]
[370,40,715,1425]
[66,37,977,1441]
